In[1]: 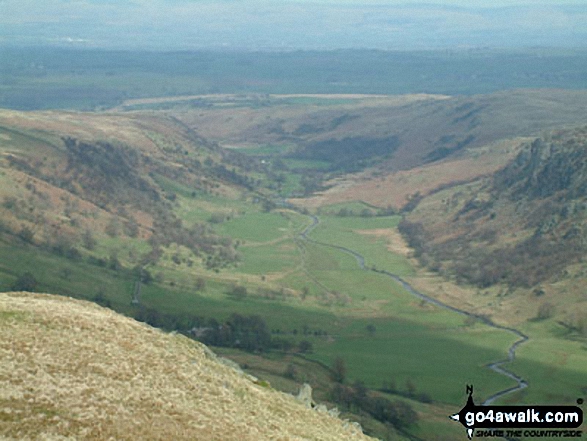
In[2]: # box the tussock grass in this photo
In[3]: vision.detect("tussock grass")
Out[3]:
[0,292,373,440]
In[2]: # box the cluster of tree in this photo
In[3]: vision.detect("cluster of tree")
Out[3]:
[290,136,400,173]
[330,381,418,430]
[399,213,587,288]
[2,196,42,225]
[133,306,205,332]
[194,315,316,354]
[149,212,239,270]
[62,137,159,208]
[332,206,396,218]
[10,271,38,292]
[299,173,326,196]
[448,233,584,288]
[401,191,424,213]
[380,379,433,403]
[197,313,272,352]
[211,163,257,190]
[271,324,328,338]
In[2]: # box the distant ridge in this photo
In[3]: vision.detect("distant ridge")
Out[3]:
[0,292,372,441]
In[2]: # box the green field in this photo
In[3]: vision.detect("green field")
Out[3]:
[309,215,414,276]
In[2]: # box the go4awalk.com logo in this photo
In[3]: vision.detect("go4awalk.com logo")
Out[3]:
[450,386,583,439]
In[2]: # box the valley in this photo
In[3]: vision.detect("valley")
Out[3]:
[1,77,587,439]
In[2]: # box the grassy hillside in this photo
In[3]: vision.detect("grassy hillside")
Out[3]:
[0,109,267,279]
[172,89,587,174]
[0,291,373,440]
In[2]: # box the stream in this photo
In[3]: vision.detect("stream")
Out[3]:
[298,214,528,405]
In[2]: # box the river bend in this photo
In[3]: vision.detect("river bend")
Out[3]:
[298,215,528,405]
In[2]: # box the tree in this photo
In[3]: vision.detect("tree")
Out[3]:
[124,220,139,238]
[108,252,121,271]
[228,284,247,300]
[405,378,417,397]
[352,380,368,407]
[195,277,206,292]
[11,272,38,292]
[284,363,297,379]
[18,225,34,243]
[104,218,120,238]
[536,302,555,320]
[381,378,397,393]
[262,199,276,212]
[298,340,313,354]
[93,288,111,308]
[301,286,309,300]
[368,397,419,428]
[331,356,347,383]
[82,229,97,250]
[272,338,293,352]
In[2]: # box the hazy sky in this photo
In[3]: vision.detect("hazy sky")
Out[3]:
[1,0,586,50]
[286,0,581,4]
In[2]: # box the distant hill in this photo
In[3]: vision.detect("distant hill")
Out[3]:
[0,291,372,440]
[2,48,587,111]
[174,89,587,173]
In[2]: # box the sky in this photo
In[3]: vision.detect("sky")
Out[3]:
[0,0,586,50]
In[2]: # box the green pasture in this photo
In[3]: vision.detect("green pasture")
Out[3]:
[282,158,331,170]
[506,320,587,406]
[0,236,334,333]
[236,241,300,275]
[308,317,518,405]
[138,280,340,333]
[157,178,253,226]
[0,239,135,310]
[217,211,292,243]
[95,236,151,262]
[276,173,303,197]
[309,215,415,277]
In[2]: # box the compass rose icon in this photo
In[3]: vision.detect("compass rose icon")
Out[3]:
[449,385,477,439]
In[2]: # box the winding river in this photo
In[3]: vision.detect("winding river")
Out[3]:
[298,214,528,405]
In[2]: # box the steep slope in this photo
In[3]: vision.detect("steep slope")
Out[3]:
[0,109,265,279]
[401,125,587,290]
[0,291,372,441]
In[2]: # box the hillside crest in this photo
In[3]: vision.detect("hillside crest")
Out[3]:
[0,292,372,441]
